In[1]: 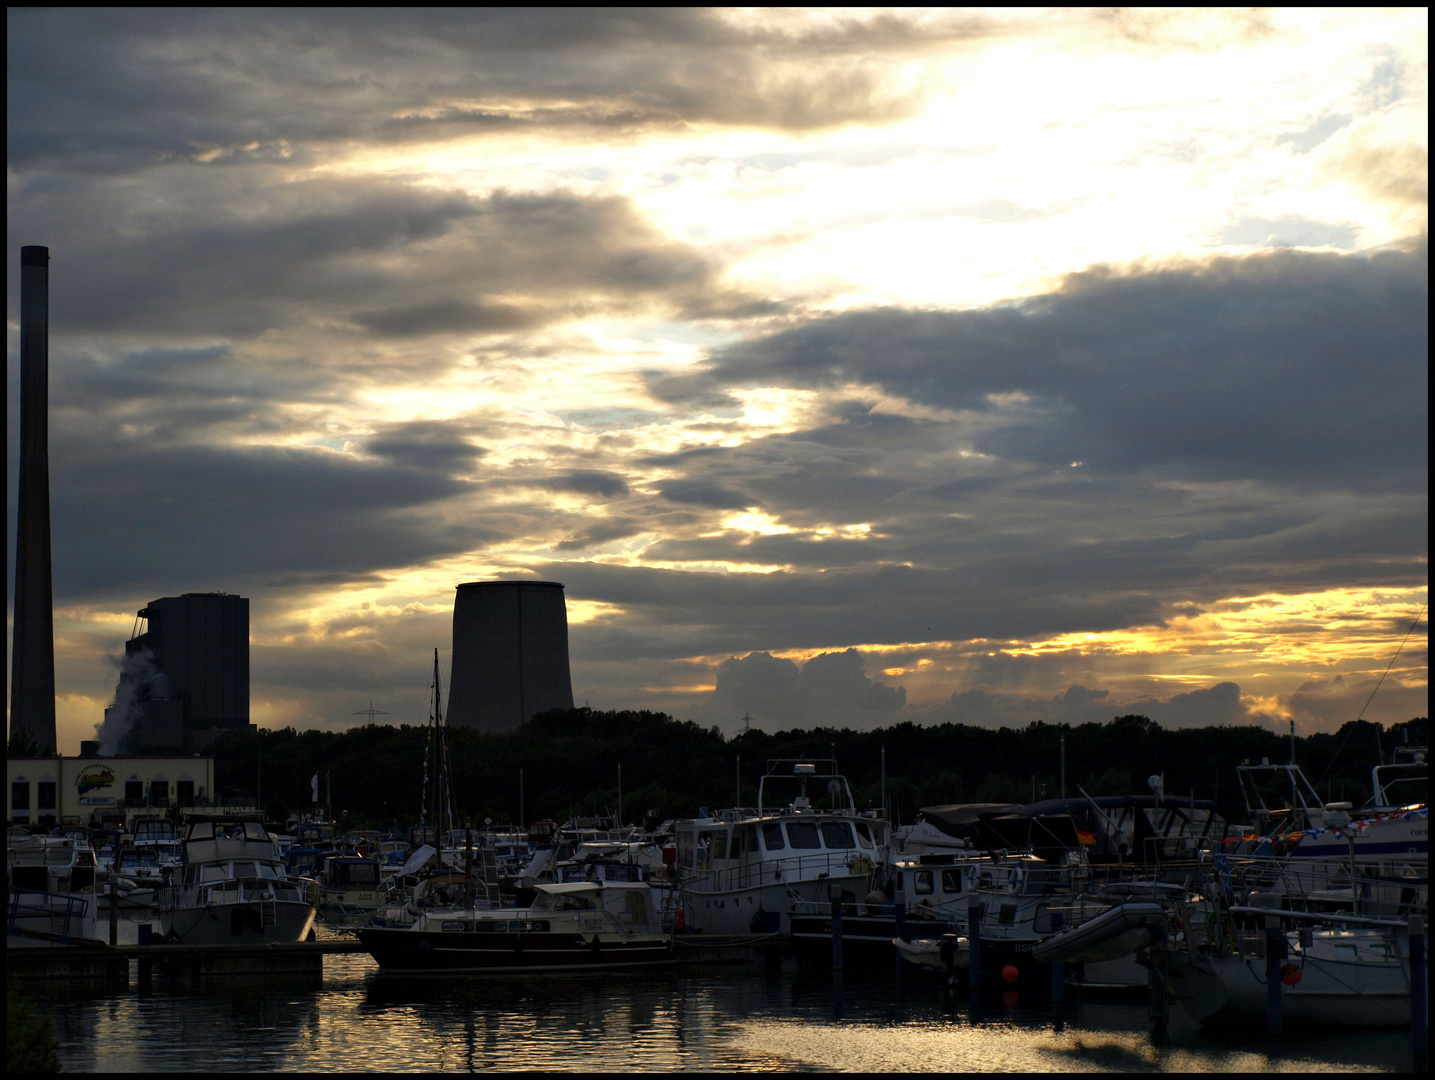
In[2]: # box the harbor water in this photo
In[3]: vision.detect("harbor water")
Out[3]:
[33,949,1412,1073]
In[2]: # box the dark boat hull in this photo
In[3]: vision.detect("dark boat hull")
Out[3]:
[357,927,673,974]
[790,911,1065,992]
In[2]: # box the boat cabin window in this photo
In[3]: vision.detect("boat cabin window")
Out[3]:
[678,830,695,867]
[730,828,745,858]
[785,822,822,849]
[331,861,378,887]
[913,870,935,895]
[762,823,786,852]
[1032,903,1054,934]
[941,869,963,894]
[854,822,875,849]
[738,826,760,858]
[549,893,594,911]
[820,822,856,849]
[700,829,727,860]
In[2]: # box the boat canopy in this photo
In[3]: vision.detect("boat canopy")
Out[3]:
[533,881,608,898]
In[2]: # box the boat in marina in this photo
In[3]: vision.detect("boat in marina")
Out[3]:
[672,760,886,937]
[1151,897,1420,1027]
[158,817,316,945]
[7,834,103,945]
[893,931,970,980]
[790,791,1216,985]
[356,880,672,973]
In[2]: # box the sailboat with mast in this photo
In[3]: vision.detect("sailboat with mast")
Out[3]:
[357,650,673,972]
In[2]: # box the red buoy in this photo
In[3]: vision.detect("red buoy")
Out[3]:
[1001,964,1020,983]
[1280,962,1303,985]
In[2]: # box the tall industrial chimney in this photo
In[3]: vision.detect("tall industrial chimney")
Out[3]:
[10,245,57,751]
[447,580,574,731]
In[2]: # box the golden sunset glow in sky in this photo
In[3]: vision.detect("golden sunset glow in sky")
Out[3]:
[7,8,1428,752]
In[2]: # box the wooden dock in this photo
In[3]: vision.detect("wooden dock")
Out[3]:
[7,934,371,984]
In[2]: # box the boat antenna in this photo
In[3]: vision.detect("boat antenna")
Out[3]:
[1313,602,1427,790]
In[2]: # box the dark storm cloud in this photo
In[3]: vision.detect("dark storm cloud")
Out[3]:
[10,180,744,341]
[351,299,547,338]
[545,561,1164,660]
[657,244,1428,491]
[536,471,631,499]
[656,481,756,510]
[365,421,486,472]
[8,9,995,175]
[554,520,645,553]
[45,436,489,598]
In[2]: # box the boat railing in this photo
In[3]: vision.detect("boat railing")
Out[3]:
[1203,850,1427,920]
[683,850,868,894]
[8,887,92,941]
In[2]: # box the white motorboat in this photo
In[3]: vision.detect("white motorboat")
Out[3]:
[158,817,316,945]
[1158,910,1417,1027]
[673,760,887,936]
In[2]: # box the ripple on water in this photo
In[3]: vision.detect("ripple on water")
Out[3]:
[38,954,1409,1073]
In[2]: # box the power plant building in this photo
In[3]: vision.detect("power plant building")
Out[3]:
[93,593,253,755]
[446,581,574,731]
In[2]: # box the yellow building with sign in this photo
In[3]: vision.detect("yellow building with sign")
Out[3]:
[8,754,225,828]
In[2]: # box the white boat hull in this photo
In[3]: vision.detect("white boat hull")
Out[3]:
[681,872,871,935]
[161,898,316,945]
[1162,931,1413,1027]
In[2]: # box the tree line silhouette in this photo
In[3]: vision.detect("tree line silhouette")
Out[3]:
[207,709,1428,832]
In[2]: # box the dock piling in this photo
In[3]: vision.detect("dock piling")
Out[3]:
[1412,913,1427,1073]
[1147,962,1167,1043]
[894,900,906,982]
[831,898,843,971]
[968,902,982,1017]
[1051,911,1064,1033]
[1265,922,1284,1038]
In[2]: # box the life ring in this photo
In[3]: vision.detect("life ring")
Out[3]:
[1008,868,1024,895]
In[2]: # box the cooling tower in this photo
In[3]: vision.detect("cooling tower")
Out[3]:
[446,581,574,731]
[10,245,57,751]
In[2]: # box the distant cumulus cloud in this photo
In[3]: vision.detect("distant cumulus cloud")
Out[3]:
[697,649,906,729]
[916,681,1278,731]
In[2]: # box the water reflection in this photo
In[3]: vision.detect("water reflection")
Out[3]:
[36,953,1406,1073]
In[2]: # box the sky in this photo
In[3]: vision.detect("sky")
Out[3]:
[6,8,1428,755]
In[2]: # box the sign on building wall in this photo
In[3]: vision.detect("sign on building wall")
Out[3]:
[76,764,116,797]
